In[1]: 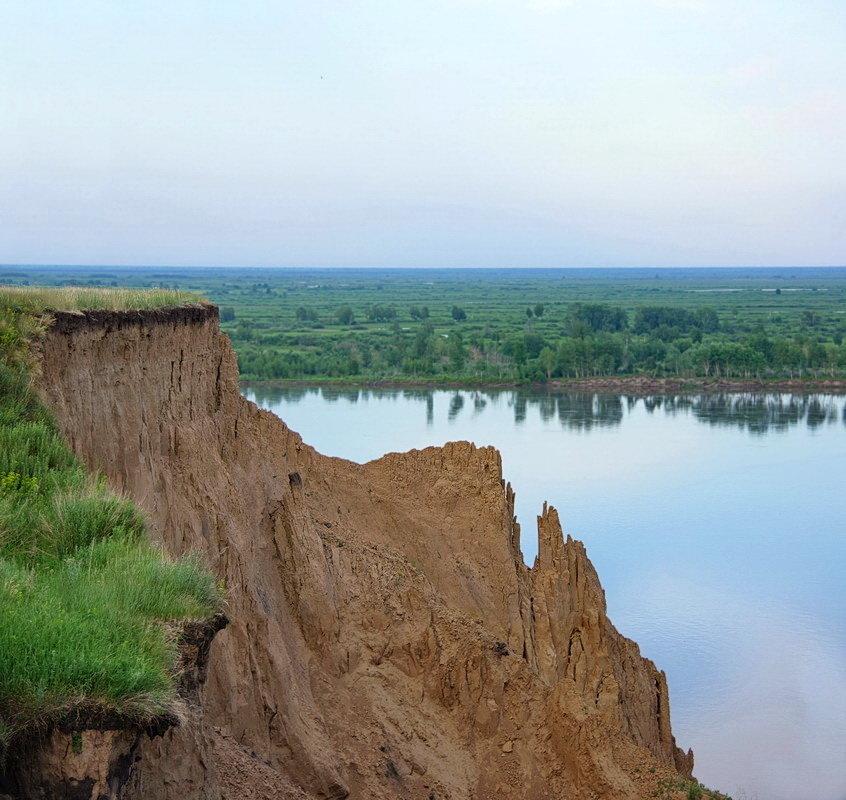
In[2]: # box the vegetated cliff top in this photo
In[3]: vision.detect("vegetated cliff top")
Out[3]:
[0,286,208,313]
[0,289,222,759]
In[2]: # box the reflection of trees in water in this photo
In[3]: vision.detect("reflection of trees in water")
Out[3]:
[605,392,843,433]
[244,385,845,433]
[400,389,430,402]
[514,395,527,424]
[513,392,624,430]
[448,393,465,420]
[674,393,844,433]
[245,385,315,406]
[564,394,623,429]
[320,387,361,403]
[502,391,844,432]
[511,391,844,432]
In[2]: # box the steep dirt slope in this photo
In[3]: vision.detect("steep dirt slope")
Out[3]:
[33,307,692,799]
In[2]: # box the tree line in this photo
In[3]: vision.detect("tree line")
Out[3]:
[231,302,846,382]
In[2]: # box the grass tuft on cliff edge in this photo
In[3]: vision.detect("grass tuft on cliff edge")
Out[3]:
[0,287,221,754]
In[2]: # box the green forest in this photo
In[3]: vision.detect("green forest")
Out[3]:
[3,267,846,383]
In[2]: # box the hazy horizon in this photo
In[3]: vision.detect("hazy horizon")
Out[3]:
[3,1,845,268]
[4,264,845,272]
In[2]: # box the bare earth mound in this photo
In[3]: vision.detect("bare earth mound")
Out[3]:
[23,306,693,799]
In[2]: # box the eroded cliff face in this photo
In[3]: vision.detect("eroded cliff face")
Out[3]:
[30,307,692,799]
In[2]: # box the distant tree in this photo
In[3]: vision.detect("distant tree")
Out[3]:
[234,319,255,342]
[652,324,682,343]
[534,304,545,317]
[539,347,557,380]
[503,337,527,365]
[413,321,435,357]
[633,306,719,335]
[220,306,236,322]
[567,303,627,336]
[695,307,720,333]
[525,307,533,319]
[451,305,466,322]
[566,318,591,339]
[410,305,431,320]
[335,306,356,325]
[295,306,318,323]
[366,304,397,322]
[520,332,545,359]
[749,331,774,362]
[448,331,466,372]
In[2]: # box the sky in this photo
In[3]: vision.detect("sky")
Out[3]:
[1,0,845,268]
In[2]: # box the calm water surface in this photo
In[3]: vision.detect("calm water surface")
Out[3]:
[244,386,846,800]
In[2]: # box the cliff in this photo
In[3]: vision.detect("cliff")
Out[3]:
[20,306,692,799]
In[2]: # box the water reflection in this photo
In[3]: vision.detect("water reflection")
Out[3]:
[448,392,464,420]
[664,393,843,433]
[244,385,846,434]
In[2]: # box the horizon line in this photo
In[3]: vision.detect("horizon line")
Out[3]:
[3,264,846,272]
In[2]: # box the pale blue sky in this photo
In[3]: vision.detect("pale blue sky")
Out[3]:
[1,1,844,267]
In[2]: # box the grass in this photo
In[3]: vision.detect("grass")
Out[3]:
[0,286,203,314]
[653,778,731,800]
[0,287,220,755]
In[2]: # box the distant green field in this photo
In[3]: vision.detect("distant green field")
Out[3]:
[2,266,845,382]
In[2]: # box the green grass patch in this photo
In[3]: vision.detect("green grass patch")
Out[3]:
[0,286,202,315]
[0,288,221,755]
[653,778,730,800]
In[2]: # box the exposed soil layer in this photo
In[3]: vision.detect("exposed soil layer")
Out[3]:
[22,306,699,799]
[0,615,228,799]
[47,304,218,335]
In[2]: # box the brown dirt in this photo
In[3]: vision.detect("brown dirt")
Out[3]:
[26,308,700,800]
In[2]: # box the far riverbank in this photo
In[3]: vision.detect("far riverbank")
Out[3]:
[241,376,846,395]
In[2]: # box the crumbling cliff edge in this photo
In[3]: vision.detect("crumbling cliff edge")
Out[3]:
[20,306,693,799]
